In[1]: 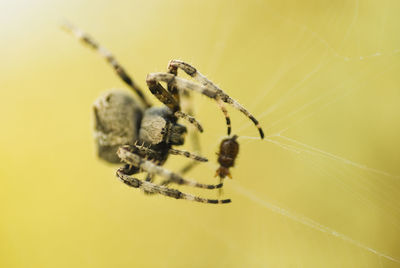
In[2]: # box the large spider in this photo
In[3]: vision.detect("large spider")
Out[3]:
[63,23,264,204]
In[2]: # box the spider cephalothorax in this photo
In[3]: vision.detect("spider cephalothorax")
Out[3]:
[64,22,264,204]
[139,106,187,146]
[94,92,189,167]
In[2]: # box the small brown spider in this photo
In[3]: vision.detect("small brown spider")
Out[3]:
[216,135,240,179]
[62,23,263,204]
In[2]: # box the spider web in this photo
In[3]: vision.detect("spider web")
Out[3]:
[196,1,400,266]
[2,0,400,267]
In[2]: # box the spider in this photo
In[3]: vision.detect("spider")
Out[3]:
[62,23,264,204]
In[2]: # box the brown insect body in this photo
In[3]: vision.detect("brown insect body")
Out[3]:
[216,135,239,179]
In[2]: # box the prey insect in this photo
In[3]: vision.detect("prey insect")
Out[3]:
[216,135,240,179]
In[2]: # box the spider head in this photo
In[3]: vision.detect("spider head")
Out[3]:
[139,107,187,146]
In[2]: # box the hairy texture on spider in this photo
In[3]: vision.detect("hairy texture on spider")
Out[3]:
[93,90,143,163]
[139,107,187,146]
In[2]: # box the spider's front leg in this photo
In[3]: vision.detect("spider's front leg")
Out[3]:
[167,60,264,139]
[168,60,232,135]
[145,75,203,132]
[167,67,203,175]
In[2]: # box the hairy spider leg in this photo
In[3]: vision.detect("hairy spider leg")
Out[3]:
[133,142,208,162]
[61,22,152,108]
[117,168,231,204]
[174,111,203,132]
[167,66,204,175]
[166,62,180,105]
[168,60,263,138]
[143,173,155,195]
[168,60,232,135]
[150,73,263,138]
[133,141,206,189]
[168,148,208,162]
[179,90,201,151]
[117,146,221,189]
[144,76,203,132]
[217,98,232,135]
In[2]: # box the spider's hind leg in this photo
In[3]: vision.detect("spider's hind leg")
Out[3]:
[143,173,156,195]
[118,145,223,190]
[117,169,231,204]
[117,165,141,188]
[61,22,151,108]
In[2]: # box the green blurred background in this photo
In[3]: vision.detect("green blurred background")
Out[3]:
[1,0,400,267]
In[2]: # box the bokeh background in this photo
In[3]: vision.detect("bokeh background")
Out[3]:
[1,0,400,267]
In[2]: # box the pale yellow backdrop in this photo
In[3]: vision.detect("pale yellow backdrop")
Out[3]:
[1,0,400,267]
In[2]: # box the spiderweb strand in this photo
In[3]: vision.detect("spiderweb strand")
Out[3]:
[212,1,400,265]
[240,135,399,180]
[231,181,400,264]
[263,4,400,62]
[239,133,400,218]
[272,62,397,135]
[276,134,399,179]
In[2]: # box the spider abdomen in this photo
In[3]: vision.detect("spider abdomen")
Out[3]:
[93,90,143,163]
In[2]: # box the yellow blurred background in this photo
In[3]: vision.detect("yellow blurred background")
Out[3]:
[1,0,400,267]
